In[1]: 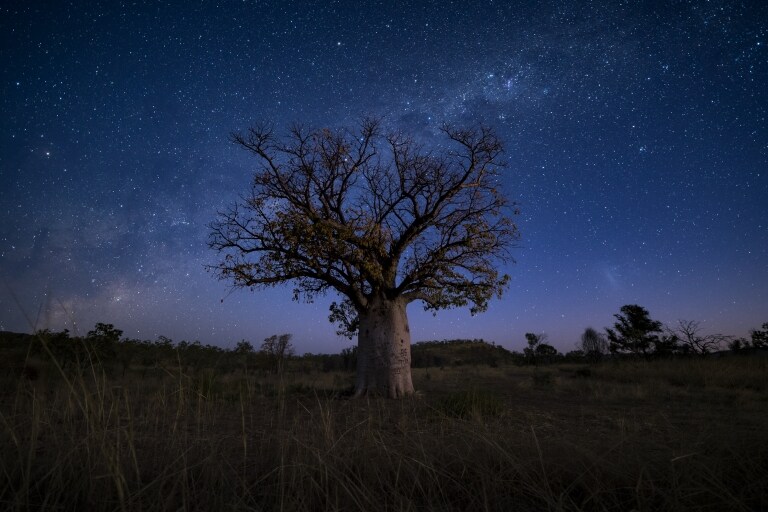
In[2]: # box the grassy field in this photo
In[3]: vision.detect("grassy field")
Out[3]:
[1,355,767,511]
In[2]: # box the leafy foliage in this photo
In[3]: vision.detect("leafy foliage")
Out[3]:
[234,340,254,354]
[750,322,768,348]
[728,322,768,352]
[522,332,559,364]
[606,305,678,357]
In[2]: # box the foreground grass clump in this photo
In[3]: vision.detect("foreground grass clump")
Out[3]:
[1,356,767,511]
[435,388,506,420]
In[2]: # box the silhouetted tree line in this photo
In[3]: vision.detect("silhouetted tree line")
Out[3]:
[3,325,296,378]
[301,347,358,373]
[602,305,767,359]
[727,322,768,352]
[567,304,768,360]
[510,304,766,365]
[3,307,765,380]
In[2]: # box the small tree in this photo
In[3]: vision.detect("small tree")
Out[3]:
[580,327,608,362]
[234,340,254,354]
[261,334,295,376]
[524,333,557,365]
[85,322,122,364]
[728,337,750,352]
[233,339,255,373]
[535,343,559,363]
[750,322,768,348]
[651,332,682,358]
[208,117,519,397]
[606,305,663,358]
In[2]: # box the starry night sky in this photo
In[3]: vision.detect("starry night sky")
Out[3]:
[1,1,766,353]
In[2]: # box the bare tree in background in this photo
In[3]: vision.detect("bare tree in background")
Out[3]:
[580,327,608,361]
[208,117,519,397]
[667,320,730,355]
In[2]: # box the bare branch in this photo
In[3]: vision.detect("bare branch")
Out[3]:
[666,319,731,355]
[208,117,519,318]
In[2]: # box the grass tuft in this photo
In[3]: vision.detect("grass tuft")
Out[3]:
[435,388,506,420]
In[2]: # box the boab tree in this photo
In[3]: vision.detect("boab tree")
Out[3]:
[208,118,519,397]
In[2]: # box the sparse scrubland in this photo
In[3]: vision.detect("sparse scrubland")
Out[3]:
[1,333,767,511]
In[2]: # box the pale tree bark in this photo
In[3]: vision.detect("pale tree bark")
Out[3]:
[354,296,414,398]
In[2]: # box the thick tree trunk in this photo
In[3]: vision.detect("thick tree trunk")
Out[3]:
[354,296,414,398]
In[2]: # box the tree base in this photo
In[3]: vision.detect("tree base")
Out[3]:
[355,297,415,399]
[352,379,415,399]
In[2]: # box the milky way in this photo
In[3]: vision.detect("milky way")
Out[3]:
[1,1,766,353]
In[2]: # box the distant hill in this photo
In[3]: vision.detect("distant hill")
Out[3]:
[411,339,516,367]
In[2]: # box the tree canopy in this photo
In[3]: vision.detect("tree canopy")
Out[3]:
[208,117,518,322]
[606,304,672,357]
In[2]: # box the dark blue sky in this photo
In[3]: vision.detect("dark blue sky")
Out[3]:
[1,1,766,353]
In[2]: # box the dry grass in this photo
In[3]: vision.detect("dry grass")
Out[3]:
[1,356,766,511]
